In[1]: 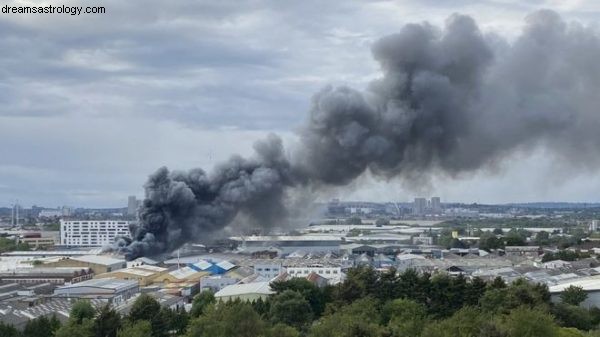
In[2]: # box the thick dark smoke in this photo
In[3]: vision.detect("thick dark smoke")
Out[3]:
[115,10,600,259]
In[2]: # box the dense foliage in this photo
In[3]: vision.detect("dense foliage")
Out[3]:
[6,268,600,336]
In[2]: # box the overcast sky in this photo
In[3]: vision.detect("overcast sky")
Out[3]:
[2,0,600,208]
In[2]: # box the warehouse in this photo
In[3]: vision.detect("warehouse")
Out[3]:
[95,265,168,286]
[54,278,138,305]
[41,255,126,274]
[0,267,93,285]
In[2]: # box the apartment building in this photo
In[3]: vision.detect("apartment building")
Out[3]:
[60,220,131,247]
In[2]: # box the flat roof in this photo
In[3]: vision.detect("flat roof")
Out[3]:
[169,267,205,280]
[230,235,343,242]
[72,255,125,266]
[549,275,600,293]
[215,281,273,297]
[2,249,102,257]
[56,277,137,291]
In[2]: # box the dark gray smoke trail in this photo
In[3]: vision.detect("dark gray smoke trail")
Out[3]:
[117,10,600,259]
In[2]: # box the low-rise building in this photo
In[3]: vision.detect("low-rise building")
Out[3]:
[200,276,239,292]
[214,281,274,302]
[0,267,93,285]
[41,255,126,274]
[54,277,139,305]
[95,265,168,286]
[286,265,344,284]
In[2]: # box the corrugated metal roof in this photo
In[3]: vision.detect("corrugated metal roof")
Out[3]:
[215,281,273,297]
[216,260,235,271]
[56,277,137,291]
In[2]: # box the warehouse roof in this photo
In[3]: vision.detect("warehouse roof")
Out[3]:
[549,275,600,293]
[56,277,137,292]
[71,255,125,266]
[215,281,273,298]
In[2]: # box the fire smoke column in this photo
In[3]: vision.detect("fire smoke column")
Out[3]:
[117,135,294,259]
[117,10,600,259]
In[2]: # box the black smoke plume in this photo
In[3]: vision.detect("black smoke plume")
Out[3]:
[116,11,600,259]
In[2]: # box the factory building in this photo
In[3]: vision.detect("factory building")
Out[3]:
[214,281,274,302]
[94,265,168,286]
[41,255,126,274]
[60,220,131,247]
[54,278,139,305]
[232,235,343,254]
[0,267,94,285]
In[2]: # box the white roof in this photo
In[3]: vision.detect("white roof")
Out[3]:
[72,255,125,266]
[169,267,201,280]
[194,260,212,270]
[215,281,273,297]
[231,235,342,242]
[549,275,600,293]
[135,265,167,272]
[56,277,137,291]
[216,260,235,271]
[396,254,426,260]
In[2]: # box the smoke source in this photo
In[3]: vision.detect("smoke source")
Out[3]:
[115,10,600,259]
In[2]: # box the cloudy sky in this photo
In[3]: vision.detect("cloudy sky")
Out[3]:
[1,0,600,208]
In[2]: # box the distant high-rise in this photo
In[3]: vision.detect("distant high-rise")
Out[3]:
[127,196,139,216]
[413,198,427,215]
[431,197,442,214]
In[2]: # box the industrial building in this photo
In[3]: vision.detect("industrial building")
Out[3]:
[54,278,139,305]
[0,267,94,285]
[231,235,343,254]
[214,281,274,302]
[41,255,126,274]
[60,220,131,247]
[95,265,168,286]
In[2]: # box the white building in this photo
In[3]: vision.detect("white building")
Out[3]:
[60,220,131,247]
[286,265,343,284]
[253,262,283,279]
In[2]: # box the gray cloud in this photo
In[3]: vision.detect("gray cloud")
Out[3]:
[2,1,600,212]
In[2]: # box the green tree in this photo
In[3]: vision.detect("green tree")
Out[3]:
[383,298,427,337]
[23,315,60,337]
[561,286,588,306]
[128,294,167,337]
[500,307,558,337]
[71,300,96,324]
[504,230,526,246]
[117,321,152,337]
[535,231,551,246]
[93,305,122,337]
[266,323,300,337]
[421,307,491,337]
[309,298,383,337]
[479,279,550,314]
[164,307,188,336]
[190,291,215,317]
[271,277,328,316]
[552,303,594,331]
[186,302,266,337]
[55,320,94,337]
[269,290,313,330]
[0,322,20,337]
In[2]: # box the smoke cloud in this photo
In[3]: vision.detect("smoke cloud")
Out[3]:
[115,10,600,259]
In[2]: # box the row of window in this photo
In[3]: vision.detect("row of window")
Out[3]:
[288,269,339,275]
